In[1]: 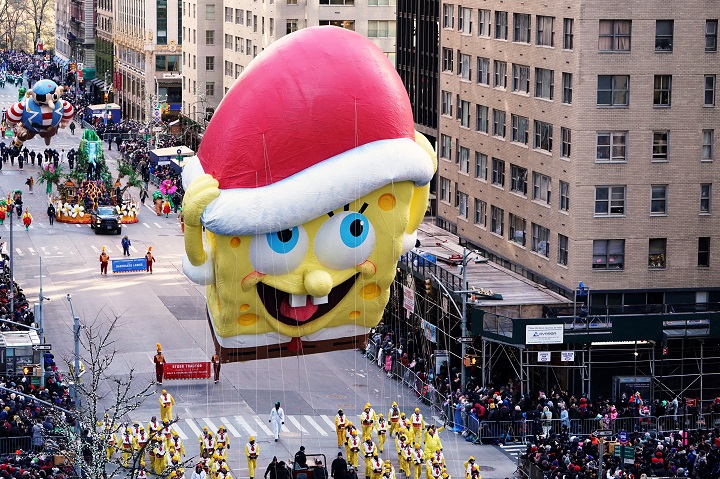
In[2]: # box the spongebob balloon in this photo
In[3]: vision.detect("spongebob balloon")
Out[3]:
[181,26,437,361]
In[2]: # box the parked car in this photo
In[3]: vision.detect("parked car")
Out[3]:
[90,206,122,234]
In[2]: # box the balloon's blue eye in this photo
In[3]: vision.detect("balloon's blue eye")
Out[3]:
[339,213,370,249]
[266,227,300,254]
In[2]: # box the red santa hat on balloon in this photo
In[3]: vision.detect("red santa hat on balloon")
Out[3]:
[182,26,435,282]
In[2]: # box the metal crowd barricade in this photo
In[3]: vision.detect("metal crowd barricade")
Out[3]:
[0,436,31,454]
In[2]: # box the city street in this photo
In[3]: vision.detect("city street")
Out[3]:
[0,91,518,479]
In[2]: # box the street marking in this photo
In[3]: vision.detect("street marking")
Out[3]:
[304,416,328,436]
[171,423,188,440]
[235,416,256,436]
[280,421,290,433]
[54,246,62,255]
[77,224,82,227]
[252,416,273,435]
[15,248,23,256]
[220,417,241,438]
[154,223,162,229]
[130,246,138,252]
[115,245,123,252]
[28,247,36,255]
[91,245,99,253]
[202,418,219,432]
[287,416,308,434]
[143,223,151,228]
[184,418,202,437]
[320,415,336,431]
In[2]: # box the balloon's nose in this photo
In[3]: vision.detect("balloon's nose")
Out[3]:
[304,269,333,298]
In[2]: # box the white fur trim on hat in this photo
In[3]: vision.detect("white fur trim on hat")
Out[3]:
[182,138,434,236]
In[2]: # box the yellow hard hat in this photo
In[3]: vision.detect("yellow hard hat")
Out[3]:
[378,414,384,418]
[249,436,255,442]
[219,425,225,430]
[162,389,167,394]
[392,402,397,407]
[468,456,475,461]
[352,430,358,436]
[203,426,208,431]
[414,443,421,449]
[365,403,371,408]
[415,408,420,413]
[365,436,371,441]
[172,430,178,436]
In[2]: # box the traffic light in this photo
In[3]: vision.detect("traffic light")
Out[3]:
[22,366,31,375]
[424,278,433,295]
[103,92,109,103]
[162,103,170,114]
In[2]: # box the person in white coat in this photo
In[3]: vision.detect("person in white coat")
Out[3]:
[269,402,285,442]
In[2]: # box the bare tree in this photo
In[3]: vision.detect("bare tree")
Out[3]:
[25,0,51,46]
[48,313,194,479]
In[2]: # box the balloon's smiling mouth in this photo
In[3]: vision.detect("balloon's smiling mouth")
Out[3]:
[256,274,359,326]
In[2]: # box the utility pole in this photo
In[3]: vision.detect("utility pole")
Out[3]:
[37,257,49,387]
[461,247,468,389]
[9,207,13,315]
[66,294,81,410]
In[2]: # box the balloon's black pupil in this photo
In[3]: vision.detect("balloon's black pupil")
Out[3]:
[277,229,293,243]
[350,219,364,237]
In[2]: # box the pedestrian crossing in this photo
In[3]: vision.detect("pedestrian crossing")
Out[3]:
[498,443,526,460]
[0,219,179,232]
[11,243,142,257]
[126,414,340,441]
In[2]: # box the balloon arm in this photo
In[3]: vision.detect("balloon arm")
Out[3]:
[184,223,208,266]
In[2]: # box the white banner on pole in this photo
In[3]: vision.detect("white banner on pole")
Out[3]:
[537,351,551,362]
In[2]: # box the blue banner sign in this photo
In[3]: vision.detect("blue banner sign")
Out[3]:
[111,258,146,273]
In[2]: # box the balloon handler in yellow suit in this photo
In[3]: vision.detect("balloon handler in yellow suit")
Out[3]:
[159,389,176,422]
[245,436,260,479]
[180,26,437,362]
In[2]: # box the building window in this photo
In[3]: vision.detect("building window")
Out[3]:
[440,134,452,159]
[513,13,530,43]
[648,238,667,269]
[535,68,554,100]
[205,82,215,96]
[205,30,215,45]
[459,53,471,81]
[653,75,672,106]
[458,145,470,173]
[368,20,395,37]
[246,39,252,54]
[458,192,469,218]
[442,48,454,72]
[532,172,551,204]
[559,181,570,211]
[205,56,215,71]
[441,91,453,117]
[534,121,553,153]
[492,110,506,138]
[510,164,528,195]
[286,19,298,34]
[536,16,555,47]
[597,75,629,106]
[655,20,673,52]
[253,15,258,32]
[287,0,297,3]
[270,18,274,35]
[458,6,472,34]
[236,9,243,24]
[474,199,487,226]
[702,129,714,161]
[475,152,488,180]
[562,72,572,104]
[592,239,625,270]
[707,20,718,52]
[442,4,454,29]
[477,9,491,37]
[494,61,507,89]
[476,105,489,133]
[531,224,550,257]
[511,114,529,145]
[495,11,508,39]
[705,75,716,106]
[319,0,354,3]
[477,57,490,85]
[508,214,526,246]
[595,186,626,216]
[225,7,232,22]
[557,234,569,265]
[157,0,168,45]
[439,177,451,202]
[235,64,243,78]
[652,131,669,161]
[563,18,574,49]
[224,34,232,49]
[205,3,215,20]
[596,131,627,162]
[560,127,571,158]
[651,185,668,215]
[247,11,252,25]
[598,19,631,51]
[698,237,710,267]
[491,206,504,235]
[491,157,505,187]
[458,100,471,128]
[224,61,232,76]
[701,183,712,213]
[512,64,530,94]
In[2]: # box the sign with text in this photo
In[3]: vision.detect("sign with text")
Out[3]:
[537,351,551,362]
[422,320,437,344]
[561,351,575,362]
[111,258,146,273]
[403,286,415,313]
[526,324,564,344]
[164,362,211,380]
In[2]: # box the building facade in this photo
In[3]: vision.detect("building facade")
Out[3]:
[55,0,96,80]
[114,0,183,121]
[181,0,398,121]
[437,1,720,307]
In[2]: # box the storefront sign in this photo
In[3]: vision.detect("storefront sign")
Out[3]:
[526,324,564,344]
[164,362,211,380]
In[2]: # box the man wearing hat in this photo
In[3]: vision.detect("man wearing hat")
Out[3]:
[159,389,175,422]
[269,402,285,442]
[336,409,348,448]
[145,246,156,273]
[330,452,347,479]
[362,436,377,479]
[99,246,109,275]
[170,429,185,457]
[388,403,401,438]
[154,343,166,384]
[360,403,377,442]
[375,414,388,453]
[348,430,360,469]
[246,436,259,479]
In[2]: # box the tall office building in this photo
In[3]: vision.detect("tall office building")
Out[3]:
[113,0,183,121]
[55,0,96,79]
[181,0,398,121]
[437,1,720,308]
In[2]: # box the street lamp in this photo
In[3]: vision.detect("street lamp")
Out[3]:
[65,294,81,410]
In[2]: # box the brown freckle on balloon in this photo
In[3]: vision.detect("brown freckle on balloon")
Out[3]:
[230,237,241,248]
[378,194,396,211]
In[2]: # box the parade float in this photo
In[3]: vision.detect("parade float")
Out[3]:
[38,129,141,224]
